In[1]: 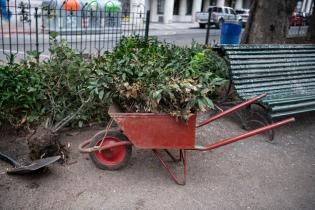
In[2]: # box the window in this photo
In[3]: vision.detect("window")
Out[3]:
[186,0,193,15]
[235,10,245,14]
[229,9,236,15]
[157,0,165,15]
[224,8,229,14]
[217,7,223,13]
[173,0,180,15]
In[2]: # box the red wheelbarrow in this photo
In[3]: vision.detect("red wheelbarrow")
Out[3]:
[79,94,294,185]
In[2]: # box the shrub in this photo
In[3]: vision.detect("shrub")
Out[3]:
[0,36,228,128]
[0,63,44,126]
[93,36,228,120]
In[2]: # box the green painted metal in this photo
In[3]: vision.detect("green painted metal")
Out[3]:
[232,70,315,80]
[230,61,315,70]
[222,44,315,50]
[229,54,315,59]
[221,44,315,119]
[271,107,315,119]
[266,95,315,105]
[235,78,315,90]
[233,75,315,85]
[230,57,315,65]
[232,66,315,75]
[239,88,315,100]
[271,101,315,112]
[226,49,315,55]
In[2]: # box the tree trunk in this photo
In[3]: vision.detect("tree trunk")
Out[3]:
[307,9,315,41]
[241,0,296,44]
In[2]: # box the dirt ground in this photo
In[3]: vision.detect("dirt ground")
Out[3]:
[0,112,314,210]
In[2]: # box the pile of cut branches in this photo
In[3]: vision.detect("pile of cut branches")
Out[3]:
[91,36,228,120]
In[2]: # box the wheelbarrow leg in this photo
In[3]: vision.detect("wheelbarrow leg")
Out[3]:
[152,149,187,185]
[163,149,182,162]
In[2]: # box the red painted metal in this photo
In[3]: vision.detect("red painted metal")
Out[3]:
[193,117,295,151]
[152,149,186,185]
[197,93,267,128]
[78,135,132,153]
[80,95,295,185]
[95,136,127,166]
[109,107,196,149]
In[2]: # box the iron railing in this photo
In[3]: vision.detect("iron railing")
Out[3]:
[0,0,150,63]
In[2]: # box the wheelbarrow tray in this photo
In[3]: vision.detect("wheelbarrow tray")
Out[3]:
[109,106,196,149]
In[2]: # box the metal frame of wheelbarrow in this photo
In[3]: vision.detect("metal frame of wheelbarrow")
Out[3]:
[79,93,295,185]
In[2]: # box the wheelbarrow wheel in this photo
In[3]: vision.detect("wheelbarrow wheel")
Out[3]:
[89,130,132,170]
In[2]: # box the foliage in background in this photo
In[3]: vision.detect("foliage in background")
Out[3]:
[37,36,108,129]
[0,63,44,126]
[0,36,228,128]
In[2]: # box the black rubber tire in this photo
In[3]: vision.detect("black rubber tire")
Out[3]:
[199,23,206,28]
[89,130,132,171]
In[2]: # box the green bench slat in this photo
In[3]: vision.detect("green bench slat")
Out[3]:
[271,107,315,119]
[271,101,315,112]
[232,70,315,80]
[235,78,315,90]
[235,84,315,95]
[228,54,315,60]
[223,44,315,50]
[231,66,315,74]
[233,74,315,85]
[226,49,315,55]
[239,88,315,99]
[265,95,315,105]
[229,57,315,65]
[230,61,315,70]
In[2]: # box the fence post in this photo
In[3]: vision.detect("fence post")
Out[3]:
[7,0,13,64]
[145,10,150,39]
[35,7,40,63]
[205,9,211,46]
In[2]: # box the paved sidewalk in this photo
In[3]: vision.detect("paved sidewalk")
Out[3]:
[1,112,314,209]
[148,22,216,37]
[150,22,200,30]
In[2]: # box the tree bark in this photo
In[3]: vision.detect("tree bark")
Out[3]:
[241,0,296,44]
[307,9,315,41]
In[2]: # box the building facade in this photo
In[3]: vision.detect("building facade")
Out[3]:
[130,0,251,23]
[127,0,314,24]
[297,0,314,13]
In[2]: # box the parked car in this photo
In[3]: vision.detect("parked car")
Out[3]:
[196,6,242,29]
[235,9,249,27]
[290,12,304,26]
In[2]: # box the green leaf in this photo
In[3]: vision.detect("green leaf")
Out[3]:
[99,90,104,100]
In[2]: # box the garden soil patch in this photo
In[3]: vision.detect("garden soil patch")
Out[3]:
[27,127,61,160]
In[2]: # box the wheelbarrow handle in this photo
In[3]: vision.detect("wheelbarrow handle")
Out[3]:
[193,117,295,151]
[197,93,267,128]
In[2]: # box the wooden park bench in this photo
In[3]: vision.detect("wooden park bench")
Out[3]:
[218,44,315,138]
